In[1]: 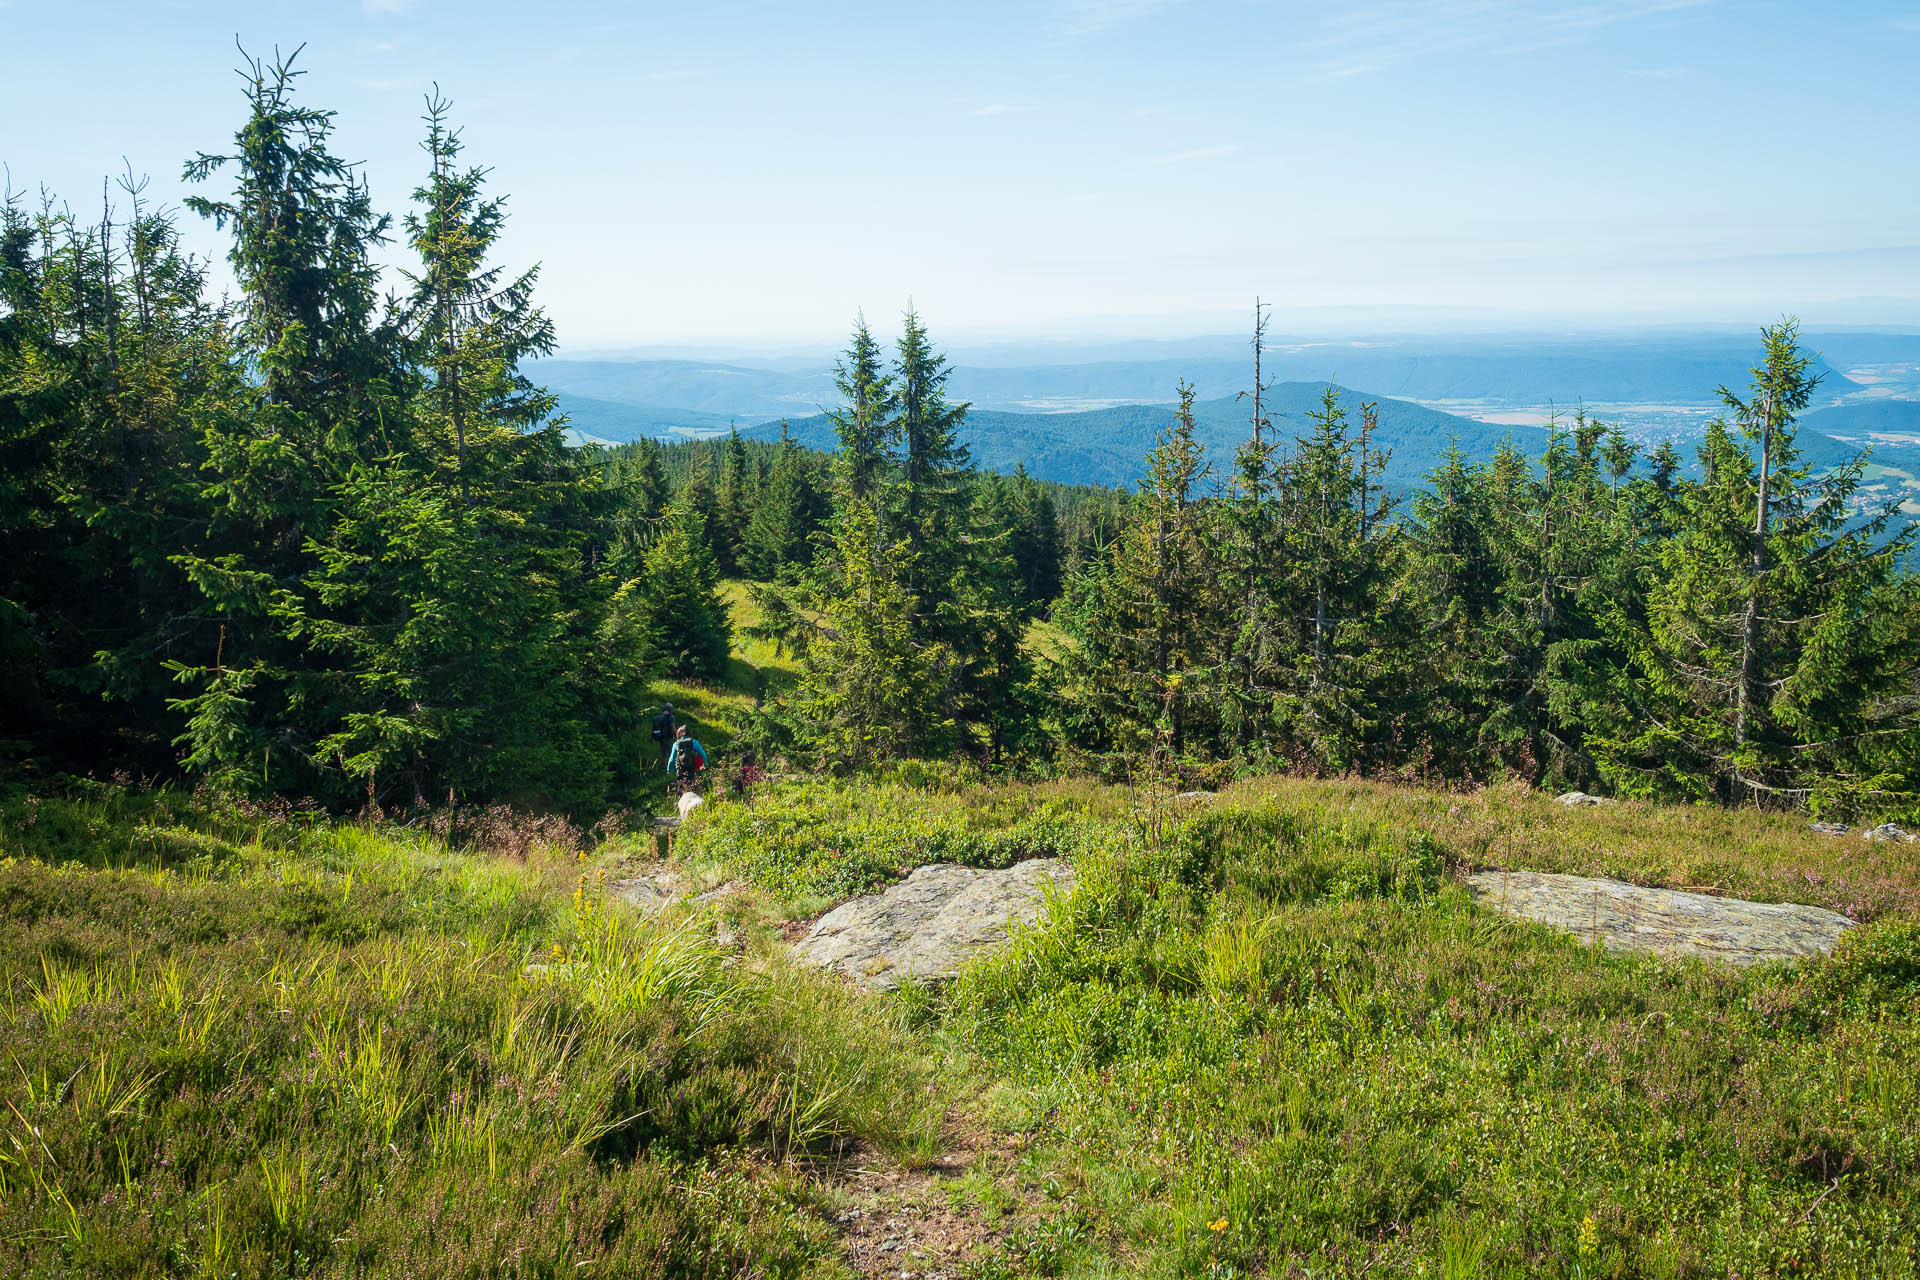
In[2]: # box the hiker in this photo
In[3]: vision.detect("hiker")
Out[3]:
[650,703,677,766]
[665,724,707,796]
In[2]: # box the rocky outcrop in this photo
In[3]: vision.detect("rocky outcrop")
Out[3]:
[1554,791,1613,807]
[790,860,1073,990]
[1467,868,1854,965]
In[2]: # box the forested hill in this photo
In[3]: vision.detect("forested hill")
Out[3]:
[739,386,1920,497]
[749,384,1545,489]
[1798,399,1920,438]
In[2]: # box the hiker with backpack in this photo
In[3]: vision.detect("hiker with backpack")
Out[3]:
[650,703,677,766]
[666,724,707,795]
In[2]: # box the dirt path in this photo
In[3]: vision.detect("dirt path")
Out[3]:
[822,1129,1015,1278]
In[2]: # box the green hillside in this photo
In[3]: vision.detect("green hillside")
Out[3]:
[1799,398,1920,438]
[749,383,1532,489]
[554,391,738,442]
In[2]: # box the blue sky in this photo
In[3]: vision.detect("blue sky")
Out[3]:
[4,1,1920,349]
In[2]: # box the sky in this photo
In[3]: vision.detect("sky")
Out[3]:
[4,0,1920,351]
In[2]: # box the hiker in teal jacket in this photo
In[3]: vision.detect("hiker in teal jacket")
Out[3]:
[666,725,707,794]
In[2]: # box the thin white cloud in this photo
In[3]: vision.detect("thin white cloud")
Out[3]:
[1893,14,1920,31]
[970,103,1018,117]
[362,0,415,14]
[1308,0,1713,79]
[1059,0,1186,36]
[1626,65,1687,77]
[1157,142,1242,163]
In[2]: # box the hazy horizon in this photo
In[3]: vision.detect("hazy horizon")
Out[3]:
[8,1,1920,348]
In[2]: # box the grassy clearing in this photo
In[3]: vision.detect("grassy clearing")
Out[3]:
[628,582,803,798]
[0,786,944,1279]
[680,773,1920,1278]
[6,770,1919,1277]
[650,582,1071,794]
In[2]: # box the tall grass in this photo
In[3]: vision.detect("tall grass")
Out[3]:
[0,787,943,1278]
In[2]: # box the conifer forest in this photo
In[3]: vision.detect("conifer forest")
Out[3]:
[5,39,1920,1280]
[6,54,1916,817]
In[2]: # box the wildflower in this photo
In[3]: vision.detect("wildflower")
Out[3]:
[1578,1215,1598,1257]
[1209,1217,1227,1232]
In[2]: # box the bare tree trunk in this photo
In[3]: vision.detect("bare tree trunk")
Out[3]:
[1735,389,1774,766]
[436,144,470,507]
[100,187,131,501]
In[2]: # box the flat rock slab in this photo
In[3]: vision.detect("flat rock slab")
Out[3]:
[791,860,1072,990]
[1467,868,1854,965]
[608,874,677,914]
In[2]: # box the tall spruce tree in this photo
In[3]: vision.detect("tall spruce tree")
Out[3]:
[285,91,635,807]
[1592,323,1920,809]
[161,54,644,808]
[168,46,409,796]
[891,309,972,609]
[636,502,733,681]
[834,316,895,511]
[1060,383,1219,759]
[1214,300,1286,751]
[1270,387,1399,770]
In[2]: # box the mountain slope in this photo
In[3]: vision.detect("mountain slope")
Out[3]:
[1798,399,1920,440]
[554,393,739,442]
[533,358,837,420]
[745,384,1534,489]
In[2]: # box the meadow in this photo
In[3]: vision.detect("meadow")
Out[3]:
[5,769,1917,1277]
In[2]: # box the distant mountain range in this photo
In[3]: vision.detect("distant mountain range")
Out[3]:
[532,333,1920,506]
[743,384,1519,490]
[532,331,1899,430]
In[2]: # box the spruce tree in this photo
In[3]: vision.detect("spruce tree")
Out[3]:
[1060,383,1219,759]
[161,56,644,808]
[636,506,733,681]
[1213,301,1285,751]
[0,182,237,774]
[833,316,895,511]
[675,452,724,564]
[743,423,824,581]
[791,492,946,768]
[891,308,972,608]
[1269,387,1399,770]
[284,90,636,807]
[714,426,751,575]
[1006,466,1063,610]
[168,46,409,795]
[1592,322,1920,810]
